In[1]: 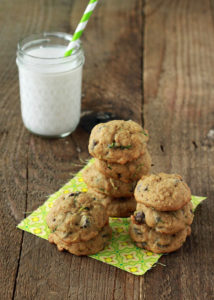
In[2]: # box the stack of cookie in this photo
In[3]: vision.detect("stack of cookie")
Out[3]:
[82,120,151,217]
[46,192,112,256]
[129,173,194,253]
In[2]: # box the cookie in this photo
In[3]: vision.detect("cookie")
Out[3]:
[129,221,191,253]
[82,164,136,198]
[88,189,136,217]
[48,224,112,256]
[88,120,149,164]
[134,173,191,211]
[46,192,109,243]
[134,202,194,234]
[94,149,151,183]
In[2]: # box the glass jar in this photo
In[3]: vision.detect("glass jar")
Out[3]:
[16,32,85,138]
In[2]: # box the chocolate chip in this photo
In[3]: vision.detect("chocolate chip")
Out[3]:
[143,186,149,191]
[84,207,90,211]
[68,193,75,197]
[134,212,145,224]
[69,192,81,197]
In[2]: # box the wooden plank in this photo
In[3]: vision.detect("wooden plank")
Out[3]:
[143,0,214,299]
[7,0,143,299]
[0,0,31,297]
[76,0,143,123]
[0,0,83,299]
[0,123,28,300]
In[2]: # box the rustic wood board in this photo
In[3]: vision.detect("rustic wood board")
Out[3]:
[0,0,213,299]
[143,0,214,299]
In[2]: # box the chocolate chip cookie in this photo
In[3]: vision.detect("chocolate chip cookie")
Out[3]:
[134,173,191,211]
[46,192,109,243]
[94,149,151,183]
[88,120,149,164]
[134,202,194,234]
[48,224,112,256]
[129,221,191,253]
[82,164,136,198]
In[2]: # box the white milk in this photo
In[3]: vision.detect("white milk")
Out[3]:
[16,33,84,137]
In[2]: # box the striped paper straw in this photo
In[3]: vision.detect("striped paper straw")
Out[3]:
[64,0,99,57]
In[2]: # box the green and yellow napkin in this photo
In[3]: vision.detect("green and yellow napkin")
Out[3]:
[17,160,206,275]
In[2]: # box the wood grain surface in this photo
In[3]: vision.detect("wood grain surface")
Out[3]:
[0,0,213,299]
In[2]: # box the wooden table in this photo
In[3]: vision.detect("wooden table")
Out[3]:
[1,0,213,299]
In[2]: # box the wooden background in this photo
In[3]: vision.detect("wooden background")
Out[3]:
[0,0,213,299]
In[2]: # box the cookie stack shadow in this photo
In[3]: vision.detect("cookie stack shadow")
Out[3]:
[129,173,194,253]
[82,120,151,217]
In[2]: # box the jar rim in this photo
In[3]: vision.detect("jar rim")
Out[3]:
[17,32,83,64]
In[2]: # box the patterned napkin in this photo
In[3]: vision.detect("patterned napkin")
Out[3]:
[17,160,206,275]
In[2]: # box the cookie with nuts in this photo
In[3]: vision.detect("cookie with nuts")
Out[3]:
[82,164,136,198]
[46,192,109,244]
[94,149,151,183]
[135,202,194,234]
[48,224,112,256]
[134,173,191,211]
[129,221,191,253]
[88,120,148,164]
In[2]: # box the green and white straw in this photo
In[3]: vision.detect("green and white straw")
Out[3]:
[64,0,99,57]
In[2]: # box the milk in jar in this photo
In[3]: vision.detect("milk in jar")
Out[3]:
[16,32,85,137]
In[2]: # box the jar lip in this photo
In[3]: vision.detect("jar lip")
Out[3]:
[17,32,83,63]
